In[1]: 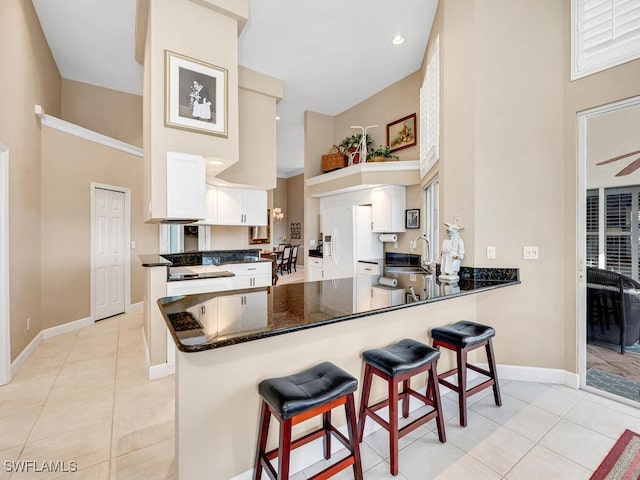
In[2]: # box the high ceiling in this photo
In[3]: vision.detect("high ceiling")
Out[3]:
[31,0,437,177]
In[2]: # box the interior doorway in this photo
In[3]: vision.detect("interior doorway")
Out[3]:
[579,96,640,405]
[0,143,9,385]
[91,184,131,321]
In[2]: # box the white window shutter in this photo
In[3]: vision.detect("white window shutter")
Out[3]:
[420,35,439,179]
[573,0,640,79]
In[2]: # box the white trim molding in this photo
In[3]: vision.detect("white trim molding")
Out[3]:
[142,328,174,380]
[127,302,144,313]
[36,107,143,158]
[90,183,132,322]
[0,144,9,386]
[305,160,420,187]
[576,95,640,391]
[11,316,94,379]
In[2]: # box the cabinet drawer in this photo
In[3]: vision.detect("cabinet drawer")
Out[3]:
[229,262,271,276]
[308,258,323,268]
[357,262,380,275]
[166,277,234,296]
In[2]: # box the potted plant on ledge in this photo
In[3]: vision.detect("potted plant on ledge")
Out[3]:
[367,145,399,162]
[339,133,373,165]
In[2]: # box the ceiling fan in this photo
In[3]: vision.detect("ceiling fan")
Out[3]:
[597,149,640,176]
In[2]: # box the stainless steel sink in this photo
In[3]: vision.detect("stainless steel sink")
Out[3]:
[385,266,431,274]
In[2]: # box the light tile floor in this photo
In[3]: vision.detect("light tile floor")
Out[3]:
[1,311,639,479]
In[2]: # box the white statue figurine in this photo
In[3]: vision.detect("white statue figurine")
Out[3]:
[440,222,465,283]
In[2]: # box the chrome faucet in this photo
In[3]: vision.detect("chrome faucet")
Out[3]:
[409,235,434,273]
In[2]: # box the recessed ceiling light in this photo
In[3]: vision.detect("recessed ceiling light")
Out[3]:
[209,160,224,166]
[392,35,405,46]
[276,116,281,120]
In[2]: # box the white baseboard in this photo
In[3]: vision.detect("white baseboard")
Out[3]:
[10,315,94,378]
[10,332,42,379]
[141,328,174,380]
[42,316,93,340]
[127,302,143,313]
[478,363,579,389]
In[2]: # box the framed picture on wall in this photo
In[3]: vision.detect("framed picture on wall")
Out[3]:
[387,113,417,153]
[165,50,228,137]
[405,209,420,229]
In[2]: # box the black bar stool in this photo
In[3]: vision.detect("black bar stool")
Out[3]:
[357,338,446,476]
[253,362,363,480]
[430,320,502,427]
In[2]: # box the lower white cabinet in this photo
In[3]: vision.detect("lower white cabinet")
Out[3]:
[216,291,268,336]
[227,262,271,289]
[371,285,405,309]
[166,276,234,296]
[307,257,323,281]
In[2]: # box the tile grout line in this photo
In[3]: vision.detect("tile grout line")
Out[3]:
[108,319,123,479]
[20,331,80,452]
[499,387,595,479]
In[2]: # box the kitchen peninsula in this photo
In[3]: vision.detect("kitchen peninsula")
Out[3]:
[159,267,519,479]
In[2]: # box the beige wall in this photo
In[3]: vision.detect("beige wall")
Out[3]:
[586,103,640,189]
[144,0,243,220]
[272,177,288,243]
[287,174,305,265]
[333,72,421,161]
[40,126,157,329]
[562,2,640,373]
[0,0,61,360]
[61,79,143,147]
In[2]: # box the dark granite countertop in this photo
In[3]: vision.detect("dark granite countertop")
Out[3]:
[138,254,172,267]
[158,267,520,353]
[308,249,323,258]
[139,250,271,281]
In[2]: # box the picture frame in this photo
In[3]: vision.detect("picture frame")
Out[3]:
[387,113,417,153]
[405,209,420,229]
[165,50,228,137]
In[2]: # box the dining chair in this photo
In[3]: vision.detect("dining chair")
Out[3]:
[278,246,291,275]
[290,245,299,273]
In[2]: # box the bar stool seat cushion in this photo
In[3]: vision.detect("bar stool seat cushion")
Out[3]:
[258,362,357,420]
[362,338,440,377]
[431,321,495,348]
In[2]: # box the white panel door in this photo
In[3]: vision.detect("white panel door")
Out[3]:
[95,188,125,320]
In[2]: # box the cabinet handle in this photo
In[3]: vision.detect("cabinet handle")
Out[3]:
[248,267,256,271]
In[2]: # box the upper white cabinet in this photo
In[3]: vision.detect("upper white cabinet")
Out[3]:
[166,152,206,220]
[217,187,267,226]
[371,185,406,233]
[194,184,218,225]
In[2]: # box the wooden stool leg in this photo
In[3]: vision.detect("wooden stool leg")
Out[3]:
[402,378,410,418]
[357,364,373,442]
[486,339,502,406]
[253,401,270,480]
[322,410,331,460]
[429,363,446,443]
[345,393,364,480]
[389,378,400,476]
[277,418,292,480]
[457,347,468,427]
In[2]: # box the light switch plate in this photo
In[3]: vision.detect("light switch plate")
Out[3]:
[487,246,496,259]
[523,246,539,260]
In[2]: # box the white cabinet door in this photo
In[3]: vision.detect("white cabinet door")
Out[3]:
[217,187,245,225]
[216,187,267,225]
[307,258,323,281]
[216,291,268,336]
[228,262,271,289]
[371,286,405,309]
[194,184,218,225]
[166,151,206,220]
[243,189,267,226]
[371,185,406,233]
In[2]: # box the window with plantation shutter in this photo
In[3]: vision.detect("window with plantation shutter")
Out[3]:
[605,188,637,278]
[572,0,640,79]
[586,189,600,267]
[420,35,439,178]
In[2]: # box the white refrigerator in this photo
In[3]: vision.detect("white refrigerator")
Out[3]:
[322,204,382,280]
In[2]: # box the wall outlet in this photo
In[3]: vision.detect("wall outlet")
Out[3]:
[486,246,496,259]
[523,246,539,260]
[310,239,316,247]
[131,240,136,249]
[26,318,30,331]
